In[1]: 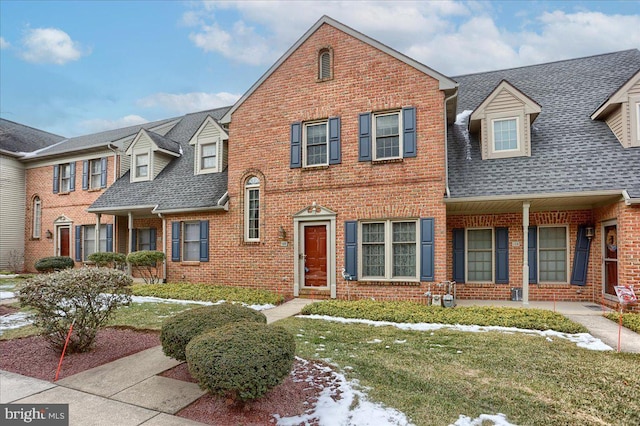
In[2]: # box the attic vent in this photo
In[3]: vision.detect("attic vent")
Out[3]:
[318,49,332,80]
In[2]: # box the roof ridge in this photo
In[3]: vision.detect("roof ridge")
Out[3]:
[453,48,640,79]
[0,118,66,139]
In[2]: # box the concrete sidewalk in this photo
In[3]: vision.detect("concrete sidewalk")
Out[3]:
[1,298,316,426]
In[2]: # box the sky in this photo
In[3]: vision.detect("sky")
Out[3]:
[1,1,639,138]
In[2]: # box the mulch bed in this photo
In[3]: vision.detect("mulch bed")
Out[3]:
[0,328,160,381]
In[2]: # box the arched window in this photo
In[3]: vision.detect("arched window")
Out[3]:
[318,49,332,80]
[32,196,41,238]
[245,177,260,241]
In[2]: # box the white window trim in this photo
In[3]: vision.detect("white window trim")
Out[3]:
[491,117,520,152]
[89,158,102,189]
[59,163,72,192]
[303,120,329,168]
[182,222,200,262]
[32,197,41,239]
[319,51,331,80]
[631,98,640,147]
[485,111,527,159]
[537,225,569,284]
[198,141,219,174]
[465,228,495,284]
[244,177,260,242]
[372,111,403,161]
[132,150,151,182]
[358,219,419,282]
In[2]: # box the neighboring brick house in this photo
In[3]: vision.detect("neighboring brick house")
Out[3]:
[8,16,640,307]
[0,119,64,270]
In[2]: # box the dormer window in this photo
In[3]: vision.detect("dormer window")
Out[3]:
[190,115,228,175]
[318,48,332,81]
[469,80,541,160]
[135,152,149,179]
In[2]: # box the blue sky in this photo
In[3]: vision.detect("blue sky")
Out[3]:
[1,1,639,137]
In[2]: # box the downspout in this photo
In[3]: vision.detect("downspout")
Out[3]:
[157,213,167,283]
[443,89,459,198]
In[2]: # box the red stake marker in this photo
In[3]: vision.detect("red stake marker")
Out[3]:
[55,319,75,381]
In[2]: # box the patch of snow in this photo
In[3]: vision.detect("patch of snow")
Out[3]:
[394,339,407,344]
[297,315,613,351]
[0,312,32,335]
[454,109,473,161]
[1,291,16,300]
[129,295,275,311]
[275,357,414,426]
[0,274,19,279]
[452,413,517,426]
[367,338,382,344]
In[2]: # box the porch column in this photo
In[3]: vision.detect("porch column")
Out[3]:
[127,212,133,275]
[95,213,101,256]
[522,201,530,305]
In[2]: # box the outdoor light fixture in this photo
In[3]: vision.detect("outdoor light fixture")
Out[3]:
[278,226,287,241]
[585,226,595,241]
[45,230,53,239]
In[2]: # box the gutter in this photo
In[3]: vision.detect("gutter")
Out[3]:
[153,204,228,214]
[443,89,459,198]
[622,190,640,205]
[443,189,624,204]
[87,204,158,213]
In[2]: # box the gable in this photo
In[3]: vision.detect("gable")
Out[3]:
[189,116,228,175]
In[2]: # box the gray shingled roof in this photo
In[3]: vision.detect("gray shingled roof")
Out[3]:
[0,118,65,153]
[448,49,640,199]
[89,107,230,212]
[145,130,181,155]
[31,116,180,158]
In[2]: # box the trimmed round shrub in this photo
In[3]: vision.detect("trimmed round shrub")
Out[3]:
[88,252,126,269]
[160,303,267,361]
[186,322,295,402]
[126,250,166,284]
[34,256,74,273]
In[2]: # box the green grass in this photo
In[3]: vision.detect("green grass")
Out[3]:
[302,300,587,333]
[131,282,284,305]
[107,302,199,330]
[278,316,640,426]
[605,312,640,333]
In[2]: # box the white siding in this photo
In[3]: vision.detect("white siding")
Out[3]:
[121,154,131,177]
[153,153,172,179]
[0,155,26,270]
[484,89,524,113]
[606,107,627,147]
[194,120,222,174]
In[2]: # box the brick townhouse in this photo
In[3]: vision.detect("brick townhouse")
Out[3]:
[5,16,639,307]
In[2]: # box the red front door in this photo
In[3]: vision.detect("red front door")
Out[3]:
[59,227,70,257]
[303,225,327,287]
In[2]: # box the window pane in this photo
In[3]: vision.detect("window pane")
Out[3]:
[362,223,385,277]
[201,143,217,169]
[33,198,41,238]
[84,226,95,261]
[90,159,102,188]
[375,114,399,159]
[362,223,385,243]
[539,227,566,281]
[468,229,492,281]
[247,188,259,239]
[136,154,148,177]
[319,51,331,79]
[60,163,71,192]
[392,222,416,277]
[493,119,518,151]
[138,229,151,251]
[306,123,327,166]
[183,223,200,261]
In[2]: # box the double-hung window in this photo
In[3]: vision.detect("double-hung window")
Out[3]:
[467,229,493,282]
[304,122,328,166]
[137,229,152,251]
[201,143,217,171]
[83,225,108,261]
[90,159,103,189]
[245,177,260,241]
[361,220,417,280]
[492,118,519,152]
[60,163,72,192]
[183,222,201,261]
[373,112,401,160]
[538,226,568,282]
[135,153,149,179]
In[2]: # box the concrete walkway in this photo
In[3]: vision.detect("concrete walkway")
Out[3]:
[1,298,316,426]
[2,298,638,425]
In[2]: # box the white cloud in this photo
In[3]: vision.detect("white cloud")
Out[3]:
[183,1,640,75]
[79,115,148,134]
[0,37,10,49]
[20,28,87,65]
[138,91,241,114]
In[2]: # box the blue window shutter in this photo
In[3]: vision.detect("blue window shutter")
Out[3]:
[75,225,82,261]
[82,160,89,190]
[420,218,435,282]
[528,226,538,284]
[570,225,591,286]
[171,222,180,262]
[199,220,209,262]
[495,227,509,284]
[101,157,108,188]
[106,224,113,252]
[358,113,372,161]
[402,107,417,158]
[53,165,59,194]
[150,228,157,251]
[452,228,465,283]
[344,221,358,280]
[328,117,341,165]
[131,229,137,252]
[69,162,76,192]
[290,122,302,168]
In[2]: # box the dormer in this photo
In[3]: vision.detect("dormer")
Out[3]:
[469,80,541,160]
[125,129,181,182]
[189,115,229,175]
[591,69,640,148]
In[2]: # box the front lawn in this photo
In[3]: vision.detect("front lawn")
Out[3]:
[131,282,284,306]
